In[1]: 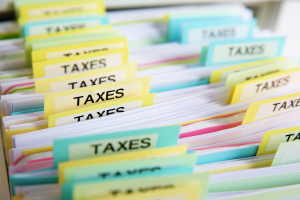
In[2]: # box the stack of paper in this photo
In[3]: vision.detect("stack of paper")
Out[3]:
[1,1,300,200]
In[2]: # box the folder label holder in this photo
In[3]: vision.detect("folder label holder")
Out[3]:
[33,48,128,78]
[229,67,300,104]
[201,37,285,66]
[48,93,155,127]
[24,16,109,36]
[35,63,136,93]
[19,1,106,18]
[243,92,300,124]
[181,18,257,44]
[53,125,181,167]
[257,126,300,156]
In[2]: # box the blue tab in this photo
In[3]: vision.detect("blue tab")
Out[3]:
[23,16,109,37]
[53,125,181,168]
[200,36,286,66]
[168,15,243,42]
[181,18,257,44]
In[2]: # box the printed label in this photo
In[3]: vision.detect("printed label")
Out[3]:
[50,70,126,91]
[212,40,279,64]
[254,96,300,120]
[28,4,97,17]
[187,24,250,43]
[68,134,158,160]
[55,100,143,126]
[43,53,123,77]
[265,130,300,151]
[46,43,125,60]
[239,70,300,101]
[53,82,142,114]
[28,19,101,36]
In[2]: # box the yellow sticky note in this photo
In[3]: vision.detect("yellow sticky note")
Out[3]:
[31,37,127,63]
[43,76,151,119]
[48,93,155,127]
[210,57,286,83]
[257,126,300,156]
[229,67,300,104]
[32,48,128,78]
[243,92,300,124]
[25,26,111,42]
[58,145,187,185]
[19,0,105,18]
[35,63,136,93]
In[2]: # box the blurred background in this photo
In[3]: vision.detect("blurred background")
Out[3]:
[2,0,300,57]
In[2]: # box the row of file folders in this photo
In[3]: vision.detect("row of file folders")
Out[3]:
[1,1,300,200]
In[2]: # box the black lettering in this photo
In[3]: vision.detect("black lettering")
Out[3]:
[103,143,115,153]
[261,82,269,91]
[99,77,106,84]
[293,133,300,141]
[140,138,151,148]
[99,59,106,67]
[73,96,84,106]
[116,107,125,113]
[106,90,115,100]
[296,99,300,107]
[86,113,94,120]
[116,88,124,98]
[286,134,295,142]
[80,81,87,88]
[288,100,296,109]
[96,92,105,102]
[90,78,97,86]
[46,27,52,33]
[82,62,89,70]
[98,172,110,179]
[229,47,235,56]
[97,111,105,117]
[71,64,79,72]
[91,143,102,154]
[84,95,94,105]
[106,108,115,116]
[117,141,127,151]
[272,103,281,112]
[108,75,116,82]
[278,102,287,111]
[61,65,70,73]
[68,82,77,89]
[111,190,121,196]
[129,139,139,150]
[256,84,262,93]
[126,169,137,175]
[74,115,84,122]
[63,53,72,57]
[90,60,97,69]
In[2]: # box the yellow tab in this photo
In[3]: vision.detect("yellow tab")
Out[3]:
[48,93,155,127]
[43,76,151,119]
[257,126,300,156]
[243,92,300,124]
[23,146,53,156]
[19,0,105,18]
[35,63,136,93]
[58,145,187,184]
[25,26,111,42]
[32,48,128,78]
[229,67,300,104]
[210,57,285,83]
[31,37,127,63]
